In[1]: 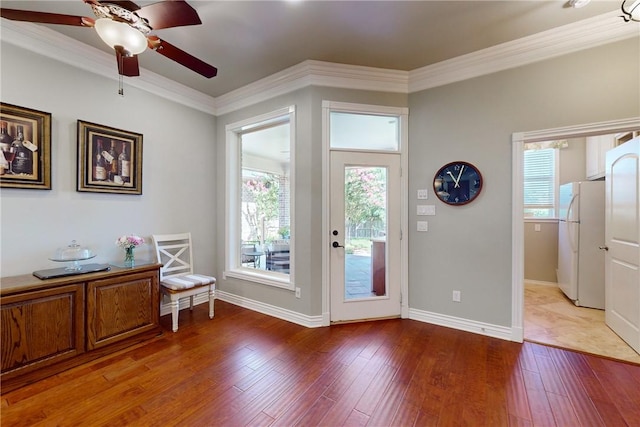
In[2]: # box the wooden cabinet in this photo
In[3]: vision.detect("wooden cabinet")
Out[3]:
[87,270,159,350]
[1,284,85,380]
[1,264,161,393]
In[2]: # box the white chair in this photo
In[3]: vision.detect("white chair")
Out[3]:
[152,232,216,332]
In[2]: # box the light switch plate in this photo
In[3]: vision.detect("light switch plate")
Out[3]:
[417,189,428,199]
[417,221,428,232]
[417,205,436,216]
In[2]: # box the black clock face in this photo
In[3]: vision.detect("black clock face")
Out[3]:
[433,161,483,205]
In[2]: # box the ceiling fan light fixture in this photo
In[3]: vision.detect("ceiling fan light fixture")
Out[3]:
[94,18,147,55]
[568,0,591,8]
[621,0,640,21]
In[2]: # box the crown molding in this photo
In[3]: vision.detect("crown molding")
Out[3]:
[409,10,639,92]
[214,60,409,116]
[2,10,638,116]
[0,19,217,114]
[515,117,640,143]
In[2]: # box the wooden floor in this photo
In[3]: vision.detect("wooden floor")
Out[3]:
[2,300,640,426]
[524,282,640,365]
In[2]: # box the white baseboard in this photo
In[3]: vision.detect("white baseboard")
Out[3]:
[408,307,514,342]
[159,293,211,317]
[173,292,517,341]
[215,290,325,328]
[524,280,558,287]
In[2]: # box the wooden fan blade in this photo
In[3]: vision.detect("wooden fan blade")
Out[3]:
[0,8,93,26]
[136,1,201,30]
[115,47,140,77]
[147,36,217,78]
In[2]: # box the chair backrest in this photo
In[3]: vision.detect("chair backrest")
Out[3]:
[152,233,195,281]
[241,243,256,254]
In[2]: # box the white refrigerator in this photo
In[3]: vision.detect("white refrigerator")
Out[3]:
[557,181,605,309]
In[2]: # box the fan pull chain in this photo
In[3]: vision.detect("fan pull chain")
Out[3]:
[118,51,125,96]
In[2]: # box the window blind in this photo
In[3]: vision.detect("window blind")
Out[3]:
[524,148,556,217]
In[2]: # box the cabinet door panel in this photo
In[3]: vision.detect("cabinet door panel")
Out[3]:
[1,285,84,377]
[87,271,159,350]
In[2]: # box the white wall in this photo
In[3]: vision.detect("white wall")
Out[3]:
[0,43,217,277]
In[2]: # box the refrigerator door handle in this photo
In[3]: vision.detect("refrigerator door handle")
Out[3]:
[566,193,578,223]
[566,193,579,252]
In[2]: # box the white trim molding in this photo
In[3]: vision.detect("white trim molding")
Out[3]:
[409,10,639,93]
[3,11,637,115]
[215,61,409,116]
[216,290,325,328]
[161,290,324,328]
[409,308,513,342]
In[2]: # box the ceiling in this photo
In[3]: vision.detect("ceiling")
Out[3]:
[0,1,625,98]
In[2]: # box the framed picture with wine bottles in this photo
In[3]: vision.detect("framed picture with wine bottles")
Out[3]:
[77,120,143,195]
[0,102,52,190]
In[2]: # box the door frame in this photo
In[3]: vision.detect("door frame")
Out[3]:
[321,100,409,326]
[511,116,640,342]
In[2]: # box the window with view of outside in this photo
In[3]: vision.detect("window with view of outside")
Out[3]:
[524,147,558,218]
[344,167,386,251]
[238,118,291,277]
[241,170,290,246]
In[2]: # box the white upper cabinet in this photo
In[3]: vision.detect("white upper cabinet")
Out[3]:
[586,134,615,180]
[586,131,639,180]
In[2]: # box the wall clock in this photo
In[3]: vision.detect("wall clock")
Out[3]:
[433,161,483,205]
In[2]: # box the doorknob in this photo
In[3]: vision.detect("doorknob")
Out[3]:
[599,246,609,251]
[332,241,344,248]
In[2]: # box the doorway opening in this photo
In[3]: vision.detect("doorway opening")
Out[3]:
[513,117,640,363]
[322,101,409,325]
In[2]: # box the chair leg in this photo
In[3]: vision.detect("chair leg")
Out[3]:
[170,297,179,332]
[208,286,215,319]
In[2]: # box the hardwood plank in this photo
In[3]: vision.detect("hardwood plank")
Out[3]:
[342,409,369,427]
[548,349,605,426]
[1,301,638,426]
[546,392,582,426]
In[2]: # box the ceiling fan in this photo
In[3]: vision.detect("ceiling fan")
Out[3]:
[0,0,217,79]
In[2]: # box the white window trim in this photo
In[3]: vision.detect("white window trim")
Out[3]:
[224,106,296,290]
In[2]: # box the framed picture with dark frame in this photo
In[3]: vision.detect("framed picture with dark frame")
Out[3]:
[77,120,143,195]
[0,102,52,190]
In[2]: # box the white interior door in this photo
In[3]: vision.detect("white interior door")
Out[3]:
[605,137,640,354]
[330,151,401,322]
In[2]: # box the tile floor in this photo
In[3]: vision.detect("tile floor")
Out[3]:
[524,282,640,364]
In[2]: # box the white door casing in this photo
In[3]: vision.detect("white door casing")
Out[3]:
[512,117,640,343]
[605,137,640,354]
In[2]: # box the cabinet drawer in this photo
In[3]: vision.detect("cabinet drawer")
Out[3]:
[1,284,85,378]
[86,270,159,350]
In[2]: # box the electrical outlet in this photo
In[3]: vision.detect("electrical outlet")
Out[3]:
[295,287,301,298]
[417,189,428,199]
[534,224,541,232]
[417,221,428,232]
[453,290,461,302]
